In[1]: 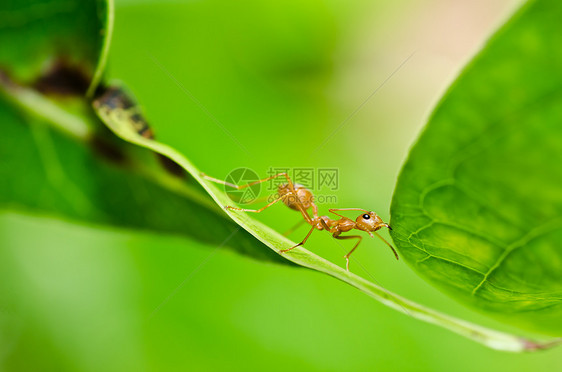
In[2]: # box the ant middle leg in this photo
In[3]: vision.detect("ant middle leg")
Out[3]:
[334,235,363,271]
[282,218,307,236]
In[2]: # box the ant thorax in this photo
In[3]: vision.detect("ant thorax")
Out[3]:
[331,218,356,235]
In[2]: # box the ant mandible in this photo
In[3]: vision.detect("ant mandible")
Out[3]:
[201,172,399,271]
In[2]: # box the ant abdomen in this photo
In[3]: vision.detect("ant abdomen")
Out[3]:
[278,183,314,211]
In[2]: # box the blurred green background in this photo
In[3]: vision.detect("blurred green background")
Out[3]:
[2,0,561,370]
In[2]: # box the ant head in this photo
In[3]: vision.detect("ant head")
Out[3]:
[355,211,388,234]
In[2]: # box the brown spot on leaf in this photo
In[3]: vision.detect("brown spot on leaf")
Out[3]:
[32,60,91,96]
[94,86,135,110]
[0,69,13,86]
[94,85,187,179]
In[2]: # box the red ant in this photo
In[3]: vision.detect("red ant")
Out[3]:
[202,172,398,271]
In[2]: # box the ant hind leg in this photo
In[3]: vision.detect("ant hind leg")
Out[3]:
[201,172,296,213]
[226,193,289,213]
[201,172,294,191]
[280,225,316,253]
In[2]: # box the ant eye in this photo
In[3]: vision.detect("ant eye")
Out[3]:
[362,214,370,220]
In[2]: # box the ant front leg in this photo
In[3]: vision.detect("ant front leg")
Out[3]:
[374,232,400,260]
[334,235,363,271]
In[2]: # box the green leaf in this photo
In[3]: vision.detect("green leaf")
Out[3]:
[0,95,285,264]
[92,81,560,352]
[390,0,562,336]
[0,0,285,264]
[2,0,560,352]
[0,0,110,95]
